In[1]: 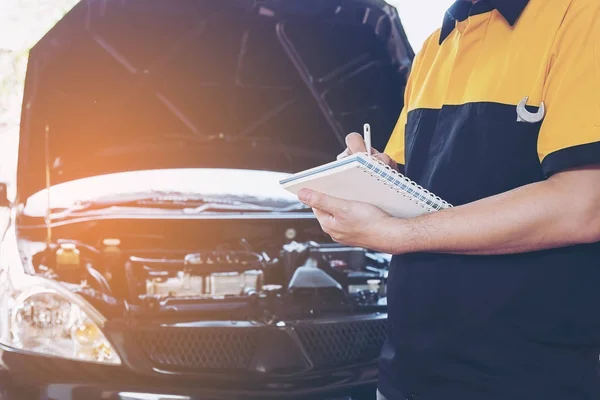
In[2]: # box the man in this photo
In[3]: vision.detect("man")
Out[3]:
[297,0,600,399]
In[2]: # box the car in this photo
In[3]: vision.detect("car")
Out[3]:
[0,0,414,399]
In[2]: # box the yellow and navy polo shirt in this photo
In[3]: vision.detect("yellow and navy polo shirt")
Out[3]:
[378,1,600,399]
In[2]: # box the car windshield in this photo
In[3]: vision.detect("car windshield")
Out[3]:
[24,168,300,218]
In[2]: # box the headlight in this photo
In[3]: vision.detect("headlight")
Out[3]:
[0,274,121,365]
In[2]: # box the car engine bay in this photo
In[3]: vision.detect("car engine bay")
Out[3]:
[19,218,389,322]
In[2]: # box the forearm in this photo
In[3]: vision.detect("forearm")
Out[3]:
[381,170,600,255]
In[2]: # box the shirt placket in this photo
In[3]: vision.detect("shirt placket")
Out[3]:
[443,12,491,104]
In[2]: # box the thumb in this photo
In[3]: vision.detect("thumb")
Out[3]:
[345,132,367,154]
[298,189,348,215]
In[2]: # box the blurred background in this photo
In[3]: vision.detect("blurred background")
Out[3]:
[0,0,453,194]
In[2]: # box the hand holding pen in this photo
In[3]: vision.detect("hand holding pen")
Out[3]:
[336,124,398,171]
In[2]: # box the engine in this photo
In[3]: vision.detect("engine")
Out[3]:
[28,231,390,319]
[131,250,265,298]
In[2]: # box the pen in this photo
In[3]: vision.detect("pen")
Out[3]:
[364,123,372,157]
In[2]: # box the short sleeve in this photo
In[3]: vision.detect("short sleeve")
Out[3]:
[384,32,435,168]
[384,104,408,166]
[538,1,600,177]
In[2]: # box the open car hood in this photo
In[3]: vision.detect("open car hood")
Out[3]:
[17,0,413,201]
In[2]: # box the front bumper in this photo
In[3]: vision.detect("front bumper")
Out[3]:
[0,336,379,400]
[0,313,386,399]
[0,360,376,400]
[0,379,378,400]
[0,356,376,400]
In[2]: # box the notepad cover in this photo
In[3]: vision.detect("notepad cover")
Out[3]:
[280,154,450,219]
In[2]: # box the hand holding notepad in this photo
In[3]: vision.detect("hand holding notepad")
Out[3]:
[280,125,451,219]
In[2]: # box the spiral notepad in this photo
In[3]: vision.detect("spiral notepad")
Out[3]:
[279,153,452,218]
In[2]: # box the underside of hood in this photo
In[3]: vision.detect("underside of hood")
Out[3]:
[17,0,413,201]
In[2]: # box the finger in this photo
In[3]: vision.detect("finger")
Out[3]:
[338,146,377,160]
[345,132,367,154]
[298,189,350,215]
[374,152,398,169]
[313,208,331,219]
[336,148,351,160]
[374,152,390,164]
[313,208,334,228]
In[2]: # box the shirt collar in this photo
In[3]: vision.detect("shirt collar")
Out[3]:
[439,0,530,44]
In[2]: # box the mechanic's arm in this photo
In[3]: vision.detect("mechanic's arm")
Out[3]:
[396,166,600,255]
[298,166,600,255]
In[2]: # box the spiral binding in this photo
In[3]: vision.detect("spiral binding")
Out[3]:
[358,153,452,212]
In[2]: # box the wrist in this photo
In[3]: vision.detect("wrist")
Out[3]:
[382,214,433,255]
[373,216,413,254]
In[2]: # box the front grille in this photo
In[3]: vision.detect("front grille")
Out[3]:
[131,316,386,372]
[295,318,387,369]
[133,328,258,370]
